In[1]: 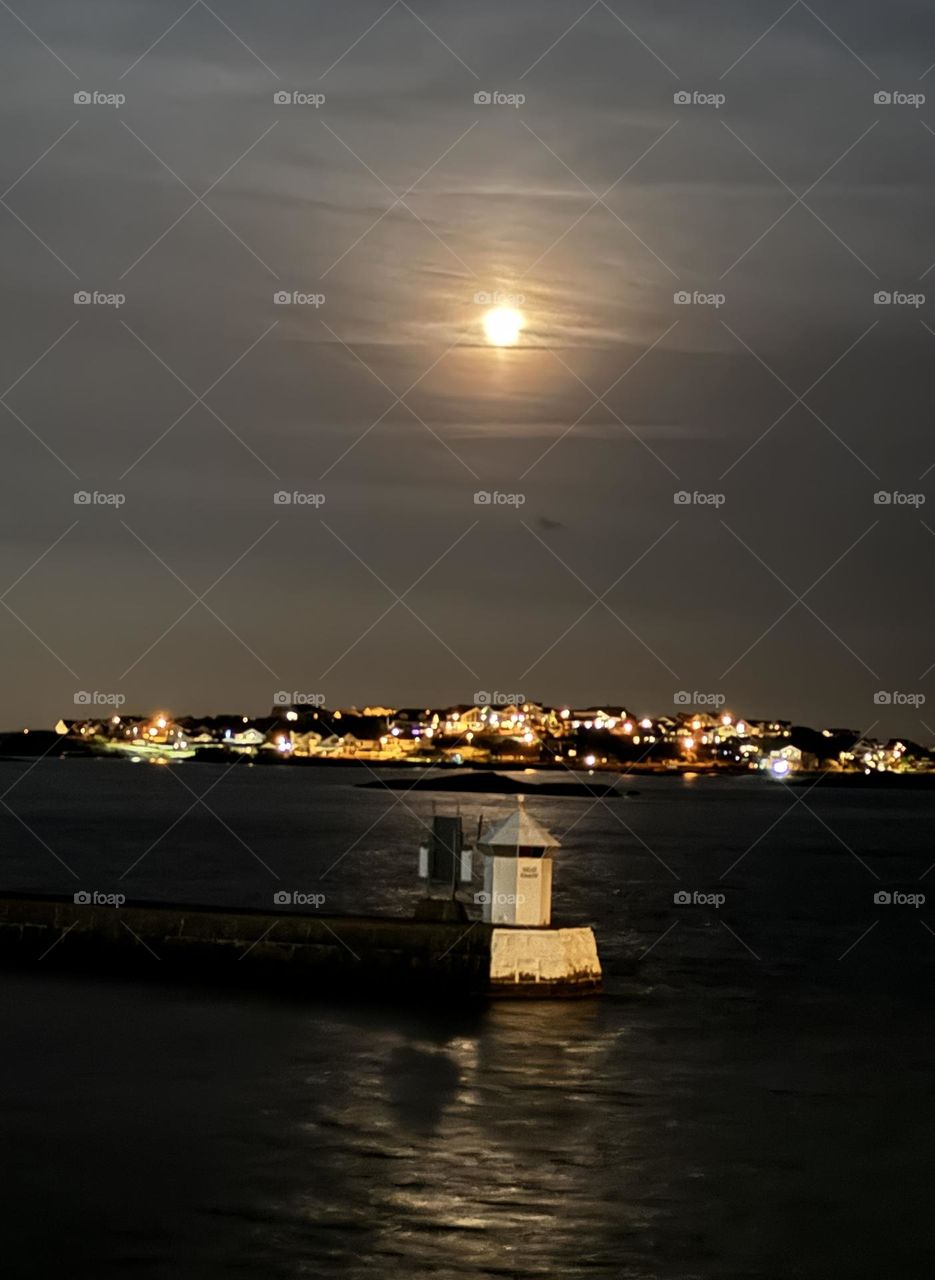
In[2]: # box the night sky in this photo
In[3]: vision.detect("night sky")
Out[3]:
[1,0,934,734]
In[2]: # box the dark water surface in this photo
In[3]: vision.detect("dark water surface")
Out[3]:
[0,760,932,1278]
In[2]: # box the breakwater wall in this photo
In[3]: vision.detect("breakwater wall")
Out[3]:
[0,894,494,996]
[0,894,603,998]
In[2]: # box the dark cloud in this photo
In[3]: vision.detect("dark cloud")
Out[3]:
[0,0,933,733]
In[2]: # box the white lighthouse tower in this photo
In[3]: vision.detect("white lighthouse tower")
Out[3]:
[412,797,601,995]
[478,797,558,927]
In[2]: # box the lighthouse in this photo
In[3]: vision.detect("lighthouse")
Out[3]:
[476,796,602,995]
[478,797,558,926]
[413,796,602,995]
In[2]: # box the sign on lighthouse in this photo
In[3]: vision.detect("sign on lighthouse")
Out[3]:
[478,797,559,927]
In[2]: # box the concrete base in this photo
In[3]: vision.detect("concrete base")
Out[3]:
[489,926,602,996]
[0,894,602,1000]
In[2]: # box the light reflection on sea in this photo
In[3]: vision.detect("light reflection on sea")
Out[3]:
[0,761,932,1277]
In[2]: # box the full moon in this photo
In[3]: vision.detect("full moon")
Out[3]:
[483,306,524,346]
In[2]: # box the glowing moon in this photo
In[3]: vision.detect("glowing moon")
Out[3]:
[483,306,524,346]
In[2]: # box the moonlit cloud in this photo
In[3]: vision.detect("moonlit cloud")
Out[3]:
[0,0,933,731]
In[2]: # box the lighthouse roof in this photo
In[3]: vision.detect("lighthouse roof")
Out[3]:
[480,801,560,851]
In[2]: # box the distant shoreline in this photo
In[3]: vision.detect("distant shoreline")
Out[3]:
[1,746,933,786]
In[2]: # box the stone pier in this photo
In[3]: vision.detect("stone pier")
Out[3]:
[0,893,602,999]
